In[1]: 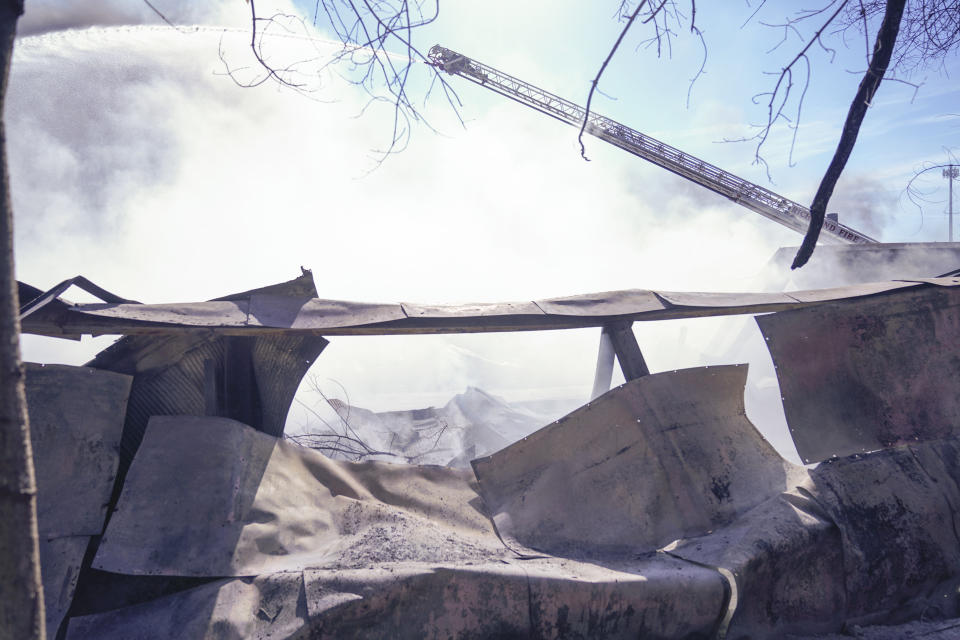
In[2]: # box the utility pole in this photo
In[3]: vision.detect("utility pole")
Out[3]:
[945,165,958,242]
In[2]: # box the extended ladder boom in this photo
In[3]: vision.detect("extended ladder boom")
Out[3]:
[428,45,876,245]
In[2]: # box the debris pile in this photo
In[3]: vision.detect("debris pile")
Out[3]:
[19,270,960,638]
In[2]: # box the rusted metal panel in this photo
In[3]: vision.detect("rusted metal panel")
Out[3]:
[757,285,960,463]
[896,276,960,287]
[213,269,318,300]
[472,365,800,557]
[94,416,509,577]
[304,557,726,639]
[669,436,960,635]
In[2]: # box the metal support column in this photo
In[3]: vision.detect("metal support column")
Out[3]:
[591,322,650,400]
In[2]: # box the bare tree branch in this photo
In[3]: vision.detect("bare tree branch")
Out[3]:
[218,0,463,164]
[579,1,649,160]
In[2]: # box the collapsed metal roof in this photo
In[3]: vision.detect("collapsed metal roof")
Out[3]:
[20,270,960,639]
[20,271,959,337]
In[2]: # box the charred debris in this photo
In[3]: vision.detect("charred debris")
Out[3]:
[18,267,960,639]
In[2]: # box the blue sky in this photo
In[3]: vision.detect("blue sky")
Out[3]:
[9,0,960,461]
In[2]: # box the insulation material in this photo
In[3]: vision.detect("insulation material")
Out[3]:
[24,363,132,636]
[757,285,960,463]
[472,365,800,557]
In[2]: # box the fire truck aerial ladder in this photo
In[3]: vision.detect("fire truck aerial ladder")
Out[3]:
[427,45,877,245]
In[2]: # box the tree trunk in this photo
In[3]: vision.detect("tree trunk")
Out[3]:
[0,1,45,638]
[791,0,907,269]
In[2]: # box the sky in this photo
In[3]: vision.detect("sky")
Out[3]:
[9,0,960,462]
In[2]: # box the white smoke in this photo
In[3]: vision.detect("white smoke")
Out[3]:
[14,9,952,466]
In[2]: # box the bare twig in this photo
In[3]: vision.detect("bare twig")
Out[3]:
[220,0,463,163]
[579,0,649,160]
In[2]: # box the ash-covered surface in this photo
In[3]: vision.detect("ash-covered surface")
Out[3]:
[74,381,960,639]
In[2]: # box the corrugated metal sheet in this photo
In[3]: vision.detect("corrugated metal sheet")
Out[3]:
[92,334,222,474]
[85,275,330,481]
[250,335,327,437]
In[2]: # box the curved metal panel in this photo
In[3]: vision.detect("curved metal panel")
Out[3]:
[472,365,799,557]
[757,285,960,463]
[809,439,960,620]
